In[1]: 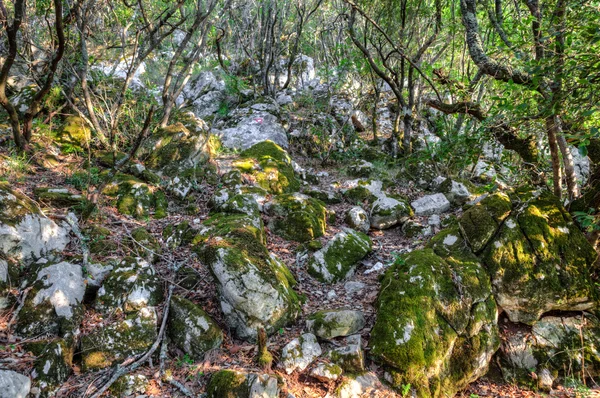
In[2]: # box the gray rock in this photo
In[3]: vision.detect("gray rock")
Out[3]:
[206,370,279,398]
[308,228,372,284]
[306,309,365,339]
[344,281,365,295]
[276,93,293,106]
[310,362,343,382]
[369,196,412,229]
[217,111,288,150]
[192,90,225,118]
[329,335,365,373]
[347,160,374,177]
[439,179,471,205]
[281,333,322,374]
[0,370,30,398]
[335,372,392,398]
[0,184,70,264]
[411,193,451,216]
[248,373,280,397]
[428,214,441,228]
[345,206,370,233]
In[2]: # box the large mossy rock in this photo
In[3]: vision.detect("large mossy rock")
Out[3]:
[459,192,512,253]
[306,309,365,339]
[0,182,70,264]
[498,314,600,390]
[140,122,218,199]
[369,195,412,230]
[206,370,279,398]
[232,140,300,194]
[480,191,598,324]
[27,338,74,397]
[15,261,85,338]
[95,257,164,314]
[81,307,157,371]
[195,212,301,340]
[167,295,223,360]
[307,228,372,283]
[56,115,91,152]
[102,172,167,219]
[264,193,327,242]
[369,230,499,398]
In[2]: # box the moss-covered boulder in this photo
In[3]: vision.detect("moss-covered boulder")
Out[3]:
[56,116,91,152]
[195,212,301,340]
[232,141,300,194]
[498,314,600,390]
[347,160,374,177]
[102,172,167,219]
[95,257,164,314]
[15,261,85,338]
[28,338,74,397]
[369,237,499,397]
[206,370,279,398]
[304,187,342,204]
[162,221,195,249]
[307,228,372,283]
[0,182,70,264]
[329,335,365,373]
[345,206,370,233]
[212,193,260,219]
[369,195,412,230]
[81,307,157,371]
[306,309,366,339]
[459,192,512,253]
[481,191,598,324]
[310,362,343,382]
[84,224,118,257]
[124,227,161,263]
[340,179,383,204]
[264,193,327,242]
[167,295,223,360]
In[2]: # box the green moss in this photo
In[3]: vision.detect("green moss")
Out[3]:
[458,192,512,253]
[34,188,87,208]
[240,140,291,164]
[57,116,91,152]
[125,227,161,262]
[0,181,41,226]
[28,338,74,395]
[267,194,327,242]
[95,150,127,167]
[163,221,195,249]
[84,225,118,256]
[206,370,249,398]
[168,295,223,359]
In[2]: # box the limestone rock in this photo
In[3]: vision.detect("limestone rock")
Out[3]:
[16,261,85,338]
[369,234,499,397]
[329,335,365,373]
[340,179,383,203]
[196,212,300,340]
[306,309,365,339]
[459,192,512,253]
[0,182,70,264]
[265,193,327,242]
[34,187,87,208]
[310,362,343,382]
[28,338,73,396]
[307,228,372,283]
[233,141,300,194]
[345,206,370,233]
[438,179,471,205]
[218,112,288,150]
[335,372,393,398]
[305,187,342,204]
[410,193,451,216]
[102,172,167,219]
[0,370,30,398]
[281,333,322,374]
[370,196,412,230]
[167,295,223,359]
[347,160,374,178]
[81,307,157,371]
[95,257,164,314]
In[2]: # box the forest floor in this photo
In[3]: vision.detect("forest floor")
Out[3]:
[1,145,599,398]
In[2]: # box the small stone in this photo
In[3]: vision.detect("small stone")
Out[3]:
[306,309,365,339]
[310,362,343,382]
[0,369,31,398]
[369,196,412,230]
[345,206,370,233]
[327,290,337,300]
[344,281,365,295]
[280,333,322,374]
[329,335,365,373]
[439,179,471,205]
[363,261,387,275]
[411,193,451,216]
[428,214,441,228]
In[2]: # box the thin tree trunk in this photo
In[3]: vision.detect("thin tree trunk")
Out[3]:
[556,130,579,200]
[546,116,563,199]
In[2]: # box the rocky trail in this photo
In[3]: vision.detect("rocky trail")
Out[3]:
[1,73,599,398]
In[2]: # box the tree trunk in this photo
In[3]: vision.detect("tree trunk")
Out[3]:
[546,116,563,199]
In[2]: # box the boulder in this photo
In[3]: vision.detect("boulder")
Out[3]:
[0,182,70,264]
[56,115,91,152]
[305,187,342,204]
[218,112,288,150]
[410,193,451,216]
[329,335,365,373]
[345,206,370,233]
[167,295,223,359]
[369,231,499,397]
[340,179,383,203]
[213,193,261,219]
[195,212,301,340]
[306,309,365,339]
[310,362,343,382]
[102,172,167,219]
[28,338,73,396]
[233,141,300,194]
[458,192,512,253]
[264,193,327,242]
[280,333,322,374]
[307,228,372,283]
[0,370,30,398]
[95,257,164,314]
[34,187,87,208]
[81,307,157,371]
[15,261,85,338]
[335,372,393,398]
[438,179,471,205]
[347,160,374,178]
[480,191,598,324]
[369,196,412,230]
[162,221,195,249]
[206,370,279,398]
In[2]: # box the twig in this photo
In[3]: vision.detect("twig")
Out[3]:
[7,287,32,331]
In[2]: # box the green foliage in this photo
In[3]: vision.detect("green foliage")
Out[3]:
[65,167,101,191]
